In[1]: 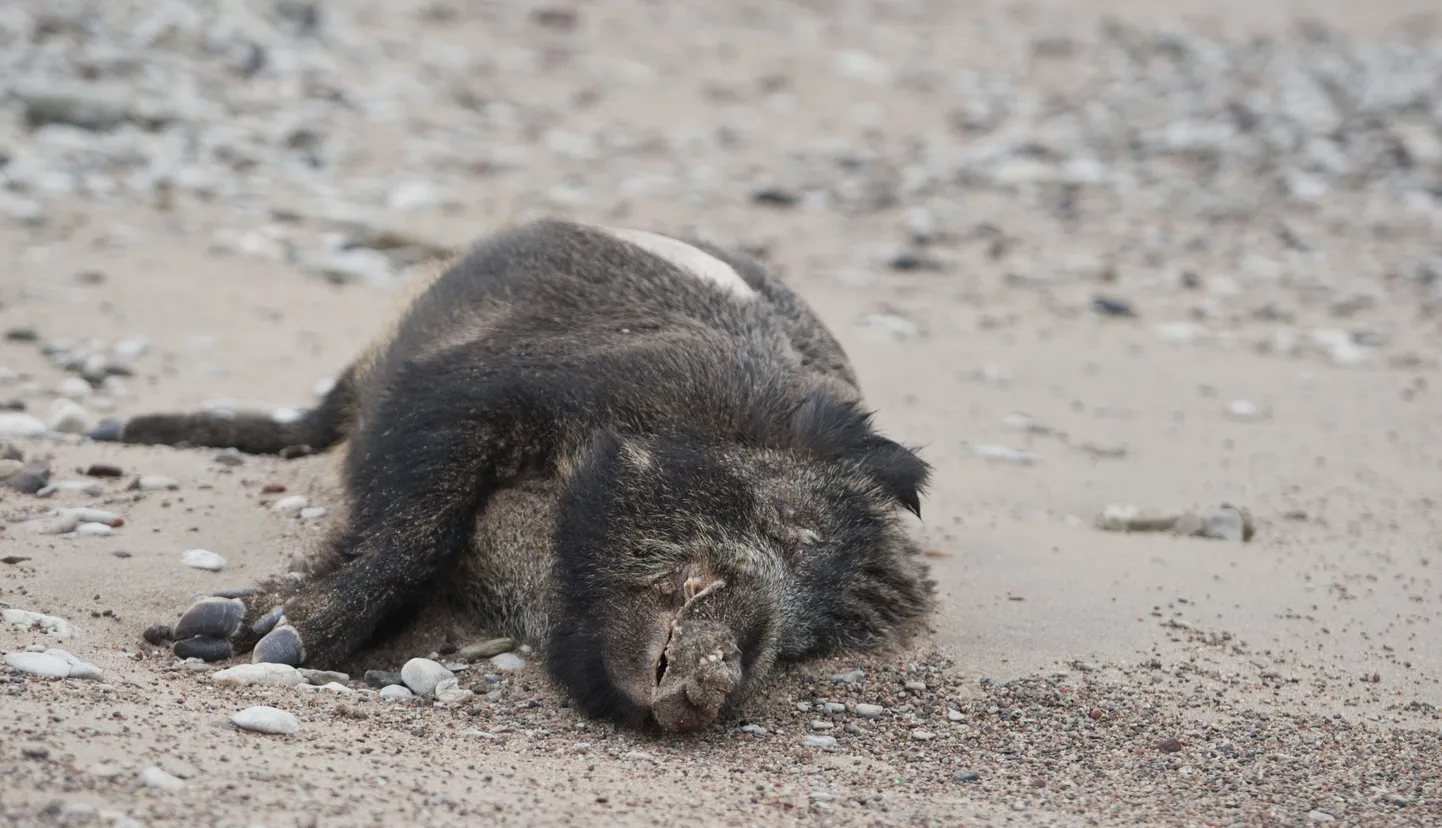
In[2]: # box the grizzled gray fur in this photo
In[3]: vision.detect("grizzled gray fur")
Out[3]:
[98,218,936,734]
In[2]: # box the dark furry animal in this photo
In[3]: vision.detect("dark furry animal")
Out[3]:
[99,218,936,734]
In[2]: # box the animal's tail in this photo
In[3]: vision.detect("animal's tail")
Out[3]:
[90,365,358,457]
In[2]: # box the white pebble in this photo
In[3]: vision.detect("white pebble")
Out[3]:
[44,649,104,680]
[231,705,300,735]
[1225,400,1264,421]
[854,703,885,719]
[75,522,114,537]
[974,444,1040,465]
[212,662,304,687]
[400,657,454,697]
[804,734,838,749]
[299,506,328,520]
[138,767,185,792]
[137,475,179,491]
[0,412,48,437]
[4,652,72,678]
[379,684,414,699]
[56,377,93,399]
[54,507,121,523]
[435,678,474,704]
[182,549,226,571]
[489,652,525,672]
[2,609,75,638]
[271,495,308,515]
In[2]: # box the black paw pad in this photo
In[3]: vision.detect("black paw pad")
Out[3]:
[174,597,246,641]
[252,625,304,666]
[173,636,234,661]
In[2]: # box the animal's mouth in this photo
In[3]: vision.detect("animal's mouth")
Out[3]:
[653,622,674,686]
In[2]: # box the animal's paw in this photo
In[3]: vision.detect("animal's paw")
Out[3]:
[252,623,304,666]
[169,592,284,663]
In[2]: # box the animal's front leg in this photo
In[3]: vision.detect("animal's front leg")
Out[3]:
[248,369,527,669]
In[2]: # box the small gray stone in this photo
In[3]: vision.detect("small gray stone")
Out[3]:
[379,684,414,699]
[299,669,349,686]
[364,669,403,688]
[830,670,865,684]
[458,637,515,660]
[489,652,525,672]
[804,734,838,749]
[231,705,300,735]
[45,399,91,434]
[822,702,846,715]
[400,657,454,696]
[854,703,885,719]
[905,680,927,692]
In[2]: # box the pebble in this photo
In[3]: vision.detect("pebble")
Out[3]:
[740,724,767,736]
[75,522,115,537]
[854,703,885,719]
[400,657,454,696]
[231,705,300,735]
[911,729,936,741]
[182,549,227,571]
[4,460,51,494]
[822,702,846,715]
[137,475,180,491]
[0,459,21,478]
[364,669,403,688]
[379,684,414,699]
[53,507,122,524]
[299,669,350,686]
[299,507,328,520]
[974,444,1040,465]
[954,771,982,783]
[2,609,76,638]
[490,652,525,672]
[905,680,927,692]
[212,662,305,687]
[272,495,308,514]
[804,735,838,749]
[139,767,186,793]
[459,637,515,660]
[1225,400,1265,421]
[831,670,865,684]
[434,678,474,704]
[45,399,91,434]
[22,514,80,535]
[213,448,245,466]
[4,652,73,679]
[0,413,47,438]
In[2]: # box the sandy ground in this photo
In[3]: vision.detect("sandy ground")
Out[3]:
[3,1,1442,826]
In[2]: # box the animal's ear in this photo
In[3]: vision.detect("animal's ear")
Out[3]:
[789,391,931,518]
[856,435,930,518]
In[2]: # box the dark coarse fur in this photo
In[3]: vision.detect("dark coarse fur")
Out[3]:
[108,218,936,733]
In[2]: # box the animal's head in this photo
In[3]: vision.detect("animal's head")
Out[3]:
[544,393,932,734]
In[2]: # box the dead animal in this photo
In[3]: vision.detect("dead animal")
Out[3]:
[94,218,936,734]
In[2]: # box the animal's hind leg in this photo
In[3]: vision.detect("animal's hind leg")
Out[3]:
[92,365,359,456]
